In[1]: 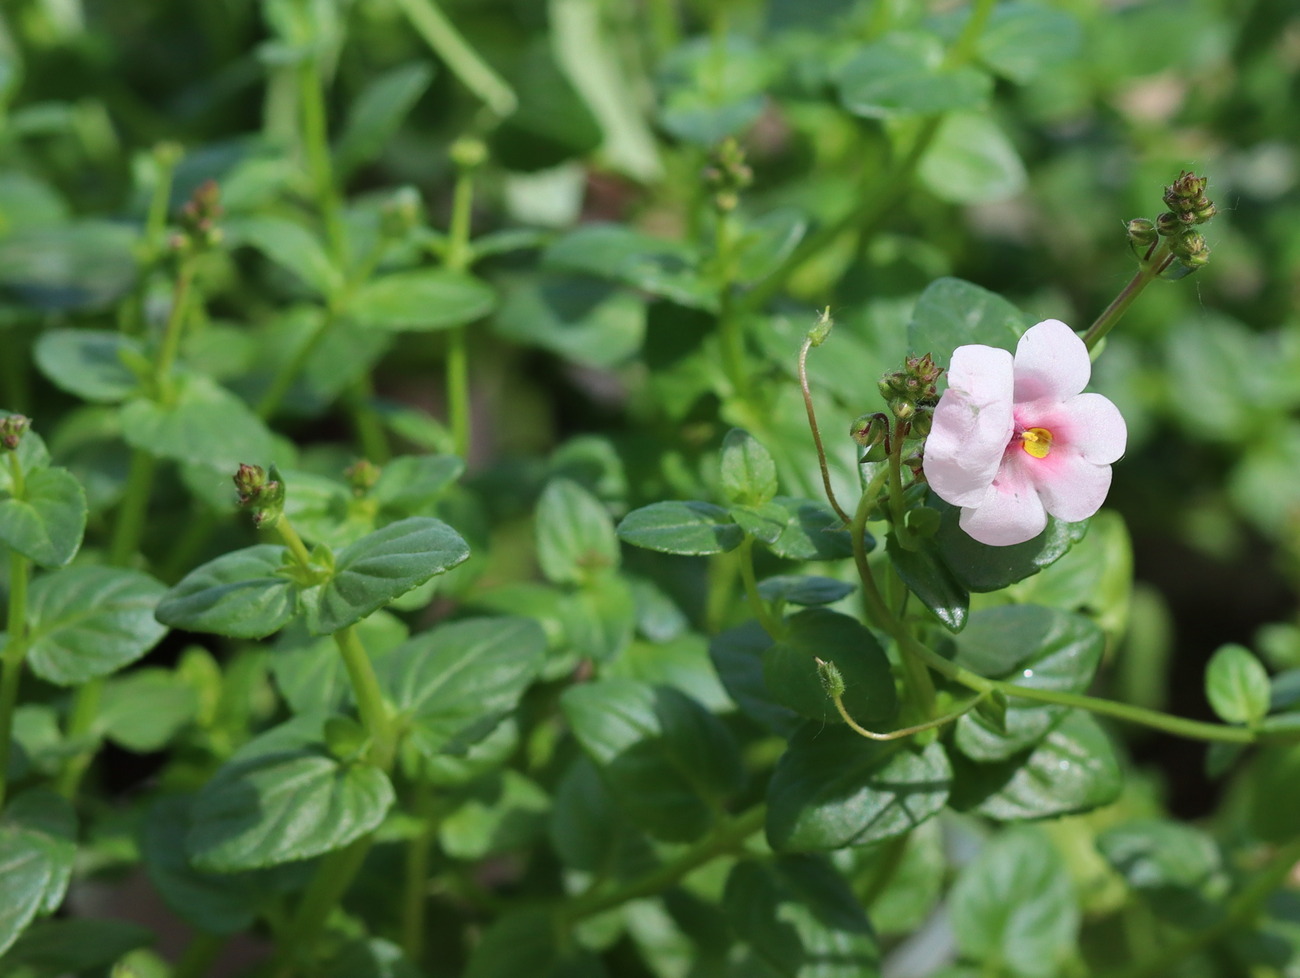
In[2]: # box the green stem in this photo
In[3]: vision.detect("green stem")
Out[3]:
[913,645,1258,744]
[334,626,397,771]
[0,539,30,810]
[797,335,850,525]
[108,449,158,568]
[1082,242,1175,350]
[53,677,103,799]
[737,537,782,637]
[272,835,375,978]
[445,156,476,460]
[563,804,766,924]
[1100,834,1300,978]
[153,259,195,398]
[273,516,315,576]
[171,929,225,978]
[885,420,918,550]
[851,479,937,720]
[401,782,436,962]
[256,306,339,420]
[298,57,348,267]
[347,375,391,464]
[831,685,985,742]
[391,0,517,117]
[714,212,748,403]
[144,146,180,256]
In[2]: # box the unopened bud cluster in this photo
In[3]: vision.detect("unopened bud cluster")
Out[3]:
[0,414,30,451]
[345,459,381,495]
[233,463,285,528]
[877,353,942,435]
[173,179,223,254]
[702,137,753,213]
[1143,171,1214,272]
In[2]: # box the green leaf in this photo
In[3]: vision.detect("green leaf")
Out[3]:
[0,221,138,311]
[33,329,144,403]
[720,429,778,507]
[757,575,855,607]
[25,566,167,686]
[536,478,619,585]
[0,465,87,567]
[766,724,950,851]
[549,756,653,876]
[305,517,470,635]
[489,40,602,171]
[120,374,276,471]
[155,544,298,639]
[951,711,1122,821]
[887,534,968,632]
[439,770,550,860]
[561,678,742,842]
[384,616,546,760]
[186,716,395,871]
[557,573,635,662]
[919,113,1027,204]
[98,668,200,752]
[951,605,1105,761]
[228,214,342,299]
[709,621,802,737]
[140,796,260,935]
[617,500,743,555]
[723,856,880,978]
[1095,819,1227,929]
[544,224,713,310]
[371,454,464,512]
[934,502,1083,593]
[762,608,897,725]
[494,275,645,370]
[1205,643,1271,725]
[837,32,992,118]
[977,3,1082,84]
[1,918,153,975]
[907,277,1027,371]
[0,789,77,957]
[845,819,944,936]
[733,208,808,286]
[335,62,435,178]
[271,612,408,716]
[657,36,770,145]
[322,938,425,978]
[1247,741,1300,845]
[764,497,857,561]
[351,268,496,332]
[948,827,1079,978]
[465,909,605,978]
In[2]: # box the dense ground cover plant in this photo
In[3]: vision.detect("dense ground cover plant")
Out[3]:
[1,0,1299,976]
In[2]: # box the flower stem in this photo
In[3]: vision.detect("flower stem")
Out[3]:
[392,0,517,117]
[401,780,437,962]
[797,336,850,524]
[1083,241,1175,350]
[271,835,375,978]
[298,57,348,268]
[885,419,919,550]
[831,685,986,742]
[273,515,316,577]
[108,449,158,568]
[0,456,30,810]
[737,536,782,637]
[445,153,477,460]
[851,477,937,721]
[171,931,225,978]
[562,803,766,924]
[333,625,396,771]
[153,258,196,401]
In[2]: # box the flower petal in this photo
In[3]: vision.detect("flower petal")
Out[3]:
[923,345,1014,508]
[958,455,1048,546]
[1013,319,1091,403]
[1054,392,1127,464]
[1029,449,1113,524]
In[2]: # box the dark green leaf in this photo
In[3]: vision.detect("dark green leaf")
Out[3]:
[323,938,426,978]
[550,756,654,876]
[384,616,546,760]
[352,268,496,332]
[919,112,1027,204]
[617,500,743,555]
[765,497,856,561]
[544,224,713,310]
[723,856,880,978]
[98,668,200,752]
[951,711,1122,820]
[837,32,992,118]
[762,608,897,725]
[33,329,144,403]
[270,612,408,716]
[906,277,1027,371]
[439,770,550,860]
[1248,742,1300,845]
[0,465,87,568]
[934,501,1083,593]
[494,275,645,369]
[1095,819,1227,929]
[709,621,802,737]
[0,789,77,957]
[306,517,470,635]
[720,429,778,507]
[25,566,167,685]
[465,909,606,978]
[155,544,298,639]
[120,374,275,471]
[489,41,602,170]
[657,36,770,145]
[186,716,395,871]
[335,62,435,178]
[757,575,855,607]
[0,918,153,974]
[948,827,1079,978]
[887,534,968,632]
[228,215,342,299]
[977,3,1082,84]
[0,222,138,311]
[951,606,1105,761]
[561,679,742,842]
[766,725,950,851]
[1205,643,1270,725]
[536,478,619,585]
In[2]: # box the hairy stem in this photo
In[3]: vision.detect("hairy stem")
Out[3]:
[798,336,850,524]
[1083,241,1175,350]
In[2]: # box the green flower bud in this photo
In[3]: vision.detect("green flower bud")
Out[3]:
[345,458,381,495]
[807,307,833,347]
[815,657,846,700]
[850,412,888,449]
[0,414,30,451]
[450,137,488,171]
[380,186,423,240]
[233,462,286,528]
[1155,211,1183,236]
[1126,218,1158,246]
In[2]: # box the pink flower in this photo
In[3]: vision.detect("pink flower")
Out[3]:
[922,319,1127,546]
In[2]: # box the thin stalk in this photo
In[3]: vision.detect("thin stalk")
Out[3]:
[333,625,396,771]
[851,478,937,720]
[563,804,766,923]
[885,419,918,550]
[391,0,517,117]
[108,449,158,567]
[445,155,477,459]
[171,931,225,978]
[273,515,316,576]
[347,375,391,464]
[153,259,195,399]
[401,782,436,962]
[271,835,375,978]
[0,459,30,809]
[53,677,103,799]
[705,552,739,635]
[256,306,339,419]
[737,537,782,637]
[797,335,850,524]
[144,146,180,256]
[1100,834,1300,978]
[831,685,986,742]
[1082,242,1175,350]
[298,58,348,267]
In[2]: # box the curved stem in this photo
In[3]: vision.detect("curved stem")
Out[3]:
[0,476,30,809]
[797,336,850,524]
[392,0,517,118]
[832,684,986,742]
[334,625,397,771]
[737,536,782,637]
[562,804,766,924]
[885,419,918,550]
[1083,242,1175,350]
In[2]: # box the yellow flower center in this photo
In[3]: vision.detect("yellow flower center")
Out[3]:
[1020,427,1054,459]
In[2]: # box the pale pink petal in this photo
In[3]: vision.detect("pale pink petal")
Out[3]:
[922,345,1015,508]
[1054,393,1127,464]
[958,455,1048,546]
[1026,449,1113,523]
[1012,319,1091,403]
